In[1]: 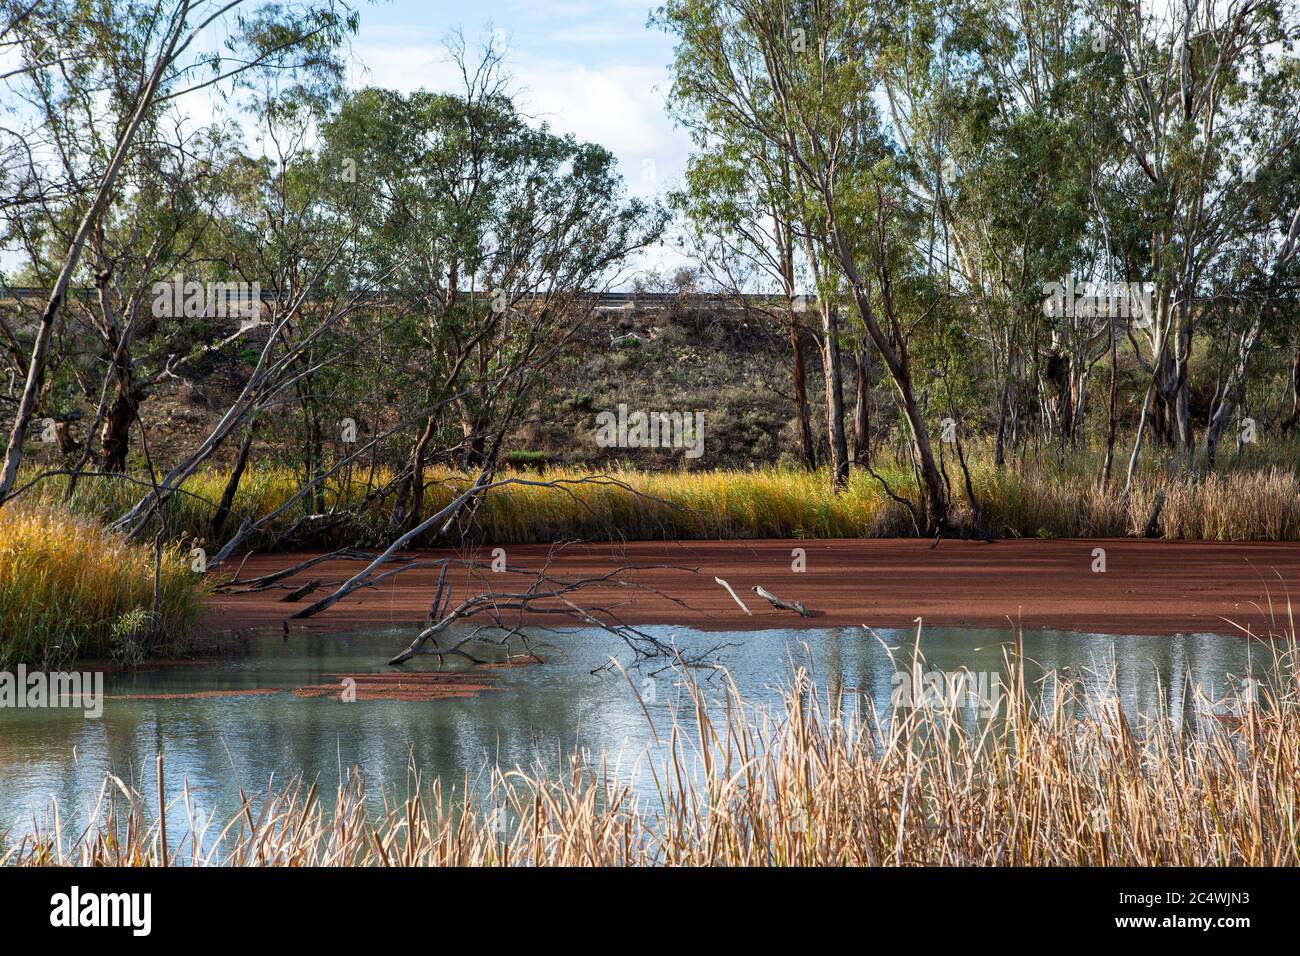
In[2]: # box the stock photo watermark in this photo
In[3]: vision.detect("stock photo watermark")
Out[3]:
[151,275,263,327]
[0,665,104,719]
[50,886,151,936]
[890,668,1005,719]
[595,403,705,459]
[1042,276,1154,326]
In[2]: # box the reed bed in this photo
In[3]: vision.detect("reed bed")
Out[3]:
[28,450,1300,548]
[34,463,911,545]
[8,637,1299,867]
[0,504,204,668]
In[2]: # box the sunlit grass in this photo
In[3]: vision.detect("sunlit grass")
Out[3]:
[0,504,205,668]
[27,441,1300,547]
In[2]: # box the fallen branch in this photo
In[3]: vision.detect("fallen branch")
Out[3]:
[714,577,752,615]
[278,579,323,603]
[752,585,811,617]
[214,548,413,592]
[388,557,709,667]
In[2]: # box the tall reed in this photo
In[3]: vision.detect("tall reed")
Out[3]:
[8,634,1297,866]
[33,455,1300,548]
[0,504,204,667]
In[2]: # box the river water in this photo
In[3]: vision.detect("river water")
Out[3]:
[0,623,1275,846]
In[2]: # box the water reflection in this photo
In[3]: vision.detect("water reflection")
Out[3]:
[0,624,1277,842]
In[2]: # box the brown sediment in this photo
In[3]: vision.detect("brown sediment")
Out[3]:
[293,671,506,701]
[199,538,1300,639]
[107,688,283,700]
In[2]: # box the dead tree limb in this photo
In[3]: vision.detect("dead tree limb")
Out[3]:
[386,561,706,667]
[752,585,812,617]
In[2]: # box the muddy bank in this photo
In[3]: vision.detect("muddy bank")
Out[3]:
[200,538,1300,639]
[294,672,507,701]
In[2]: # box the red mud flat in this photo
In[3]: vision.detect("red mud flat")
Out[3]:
[201,538,1300,639]
[106,688,282,700]
[293,672,507,701]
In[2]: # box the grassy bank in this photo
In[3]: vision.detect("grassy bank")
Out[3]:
[8,637,1298,866]
[30,445,1300,548]
[0,505,205,668]
[10,442,1296,665]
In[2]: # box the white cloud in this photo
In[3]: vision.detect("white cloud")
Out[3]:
[348,42,688,201]
[515,61,679,171]
[346,13,692,282]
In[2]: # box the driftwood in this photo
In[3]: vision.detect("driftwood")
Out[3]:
[215,548,413,592]
[714,577,752,615]
[387,552,716,668]
[278,579,323,603]
[288,473,695,622]
[752,585,811,617]
[427,562,451,622]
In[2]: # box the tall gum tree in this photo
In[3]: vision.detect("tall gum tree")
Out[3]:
[1083,0,1300,482]
[657,0,950,525]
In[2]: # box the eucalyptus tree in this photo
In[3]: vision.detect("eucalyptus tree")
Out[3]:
[106,140,387,544]
[871,0,1118,458]
[1200,97,1300,469]
[1082,0,1300,485]
[658,0,951,524]
[0,0,357,504]
[316,37,664,532]
[669,136,819,471]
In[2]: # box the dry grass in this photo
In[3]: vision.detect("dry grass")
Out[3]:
[8,631,1298,867]
[0,504,205,667]
[31,446,1300,548]
[982,461,1300,540]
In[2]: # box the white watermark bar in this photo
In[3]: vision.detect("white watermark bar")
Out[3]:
[595,403,705,459]
[151,275,262,324]
[1042,275,1155,326]
[0,666,104,718]
[891,668,1004,719]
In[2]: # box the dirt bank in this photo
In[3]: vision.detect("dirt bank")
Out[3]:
[198,538,1300,639]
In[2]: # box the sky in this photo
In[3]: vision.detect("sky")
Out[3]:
[345,0,693,277]
[0,0,693,280]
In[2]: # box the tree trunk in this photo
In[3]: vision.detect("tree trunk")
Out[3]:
[0,9,184,504]
[1281,346,1300,433]
[406,415,435,534]
[1204,313,1263,471]
[852,346,871,467]
[994,379,1011,467]
[843,282,948,532]
[776,201,816,471]
[1045,348,1072,443]
[99,382,141,473]
[1101,317,1119,490]
[818,300,850,488]
[211,418,257,539]
[789,307,816,471]
[1173,307,1195,458]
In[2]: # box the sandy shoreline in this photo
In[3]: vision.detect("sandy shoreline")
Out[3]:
[199,538,1300,639]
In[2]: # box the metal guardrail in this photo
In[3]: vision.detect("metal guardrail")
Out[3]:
[0,287,815,309]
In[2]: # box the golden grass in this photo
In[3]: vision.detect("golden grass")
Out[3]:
[8,634,1299,866]
[981,461,1300,540]
[0,504,205,667]
[36,450,1300,548]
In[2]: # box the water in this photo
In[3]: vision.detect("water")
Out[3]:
[0,624,1275,844]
